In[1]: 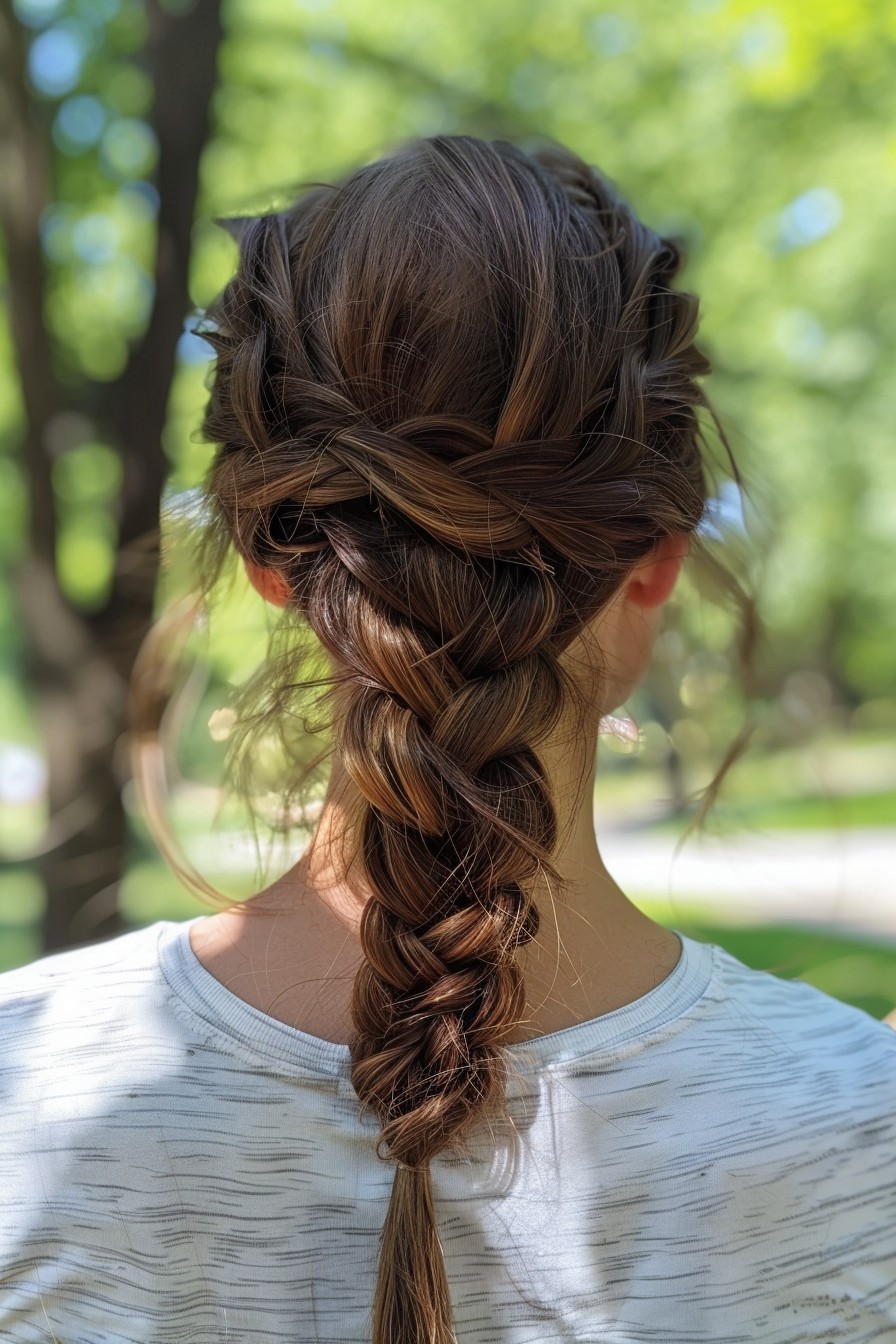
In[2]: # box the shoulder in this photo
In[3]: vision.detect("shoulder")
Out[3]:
[0,922,172,1062]
[703,938,896,1117]
[0,919,168,993]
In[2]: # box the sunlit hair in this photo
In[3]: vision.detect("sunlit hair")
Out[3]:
[130,135,755,1344]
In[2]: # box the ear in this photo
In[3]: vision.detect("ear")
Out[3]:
[624,533,689,609]
[244,558,291,608]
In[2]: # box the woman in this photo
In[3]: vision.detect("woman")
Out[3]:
[2,136,894,1344]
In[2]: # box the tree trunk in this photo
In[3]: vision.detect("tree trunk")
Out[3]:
[0,0,224,953]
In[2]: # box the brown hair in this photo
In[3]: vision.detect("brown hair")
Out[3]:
[130,135,753,1343]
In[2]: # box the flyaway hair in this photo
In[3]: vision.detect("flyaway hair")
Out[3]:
[129,135,754,1344]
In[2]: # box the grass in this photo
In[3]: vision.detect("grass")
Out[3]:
[643,788,896,835]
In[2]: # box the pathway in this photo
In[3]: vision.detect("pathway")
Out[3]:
[600,824,896,943]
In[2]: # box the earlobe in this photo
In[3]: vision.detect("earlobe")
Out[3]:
[625,536,688,609]
[244,559,291,607]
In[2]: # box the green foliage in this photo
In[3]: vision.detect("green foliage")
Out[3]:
[5,0,895,703]
[2,0,895,946]
[187,0,896,710]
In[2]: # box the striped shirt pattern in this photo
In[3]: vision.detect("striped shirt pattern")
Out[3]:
[1,917,895,1342]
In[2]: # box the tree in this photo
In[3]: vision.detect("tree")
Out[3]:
[2,0,893,957]
[0,0,223,950]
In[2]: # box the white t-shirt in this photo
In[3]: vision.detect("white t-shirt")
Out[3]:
[1,915,895,1343]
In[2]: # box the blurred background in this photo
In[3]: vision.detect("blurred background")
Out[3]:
[1,0,894,1018]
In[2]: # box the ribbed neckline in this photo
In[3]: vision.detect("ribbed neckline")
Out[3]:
[157,915,717,1079]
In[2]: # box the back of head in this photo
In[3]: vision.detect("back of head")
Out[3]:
[156,135,726,1342]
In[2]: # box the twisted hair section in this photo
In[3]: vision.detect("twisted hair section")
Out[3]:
[133,136,755,1344]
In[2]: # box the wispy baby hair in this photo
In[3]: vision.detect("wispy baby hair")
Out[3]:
[134,134,746,1343]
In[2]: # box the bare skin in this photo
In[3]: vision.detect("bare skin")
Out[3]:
[189,535,688,1047]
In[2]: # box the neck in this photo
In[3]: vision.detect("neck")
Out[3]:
[218,704,679,1041]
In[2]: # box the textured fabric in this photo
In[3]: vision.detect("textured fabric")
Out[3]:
[1,915,895,1343]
